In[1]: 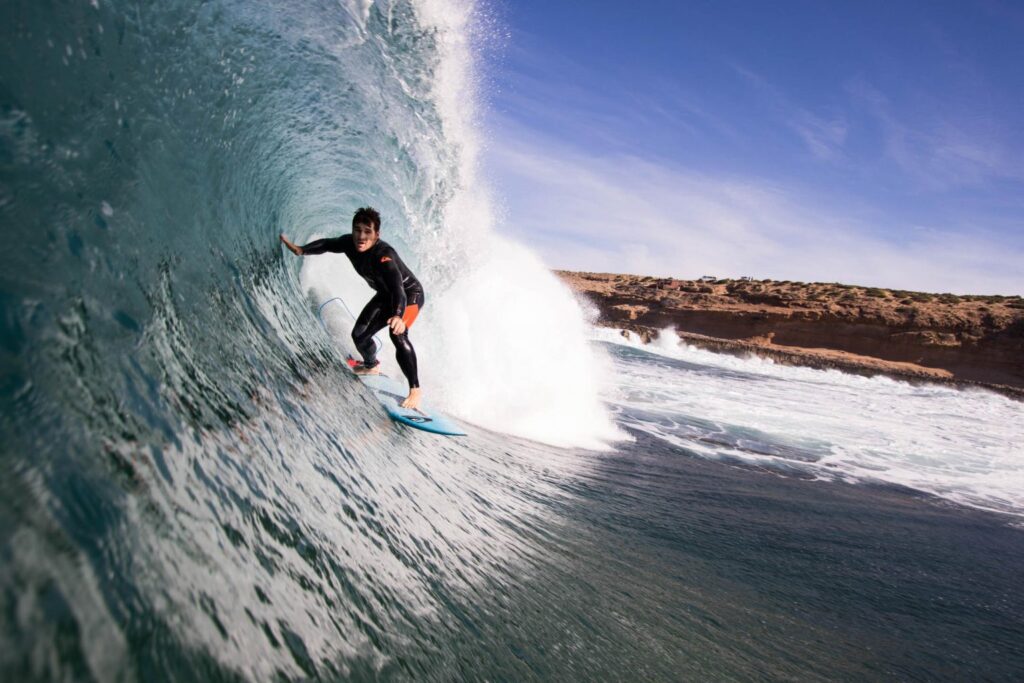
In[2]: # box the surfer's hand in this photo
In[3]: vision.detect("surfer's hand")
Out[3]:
[388,316,406,335]
[279,234,302,255]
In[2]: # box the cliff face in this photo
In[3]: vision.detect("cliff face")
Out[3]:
[556,271,1024,393]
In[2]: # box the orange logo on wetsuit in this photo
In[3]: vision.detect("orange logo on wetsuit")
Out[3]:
[380,256,392,263]
[401,304,420,328]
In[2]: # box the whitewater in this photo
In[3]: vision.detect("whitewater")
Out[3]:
[598,328,1024,517]
[1,0,1022,681]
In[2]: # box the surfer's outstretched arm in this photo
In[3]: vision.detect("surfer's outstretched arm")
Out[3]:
[280,234,350,256]
[279,234,303,255]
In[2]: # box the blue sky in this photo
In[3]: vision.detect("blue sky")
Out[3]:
[480,0,1024,293]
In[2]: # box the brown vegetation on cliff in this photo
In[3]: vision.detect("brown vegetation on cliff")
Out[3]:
[556,270,1024,396]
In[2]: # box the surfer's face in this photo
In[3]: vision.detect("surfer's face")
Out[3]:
[352,223,379,252]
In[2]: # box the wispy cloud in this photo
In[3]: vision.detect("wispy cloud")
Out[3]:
[733,65,849,162]
[489,36,742,156]
[487,119,1024,295]
[731,64,1023,192]
[845,77,1022,191]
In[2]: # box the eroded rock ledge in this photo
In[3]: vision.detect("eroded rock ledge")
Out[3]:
[555,270,1024,398]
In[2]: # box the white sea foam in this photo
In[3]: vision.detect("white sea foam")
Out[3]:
[598,327,1024,517]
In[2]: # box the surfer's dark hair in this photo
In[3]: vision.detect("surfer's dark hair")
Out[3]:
[353,206,381,232]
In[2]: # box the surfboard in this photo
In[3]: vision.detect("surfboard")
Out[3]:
[346,357,467,436]
[317,297,466,436]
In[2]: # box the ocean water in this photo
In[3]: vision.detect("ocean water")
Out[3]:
[2,1,1023,681]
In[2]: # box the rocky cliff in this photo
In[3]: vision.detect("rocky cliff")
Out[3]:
[556,271,1024,396]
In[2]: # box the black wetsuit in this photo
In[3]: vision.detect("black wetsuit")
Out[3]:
[301,235,424,388]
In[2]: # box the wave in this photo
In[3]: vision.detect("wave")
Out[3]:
[0,0,617,678]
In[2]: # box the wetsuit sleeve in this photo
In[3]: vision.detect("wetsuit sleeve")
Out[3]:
[378,253,407,317]
[299,236,351,255]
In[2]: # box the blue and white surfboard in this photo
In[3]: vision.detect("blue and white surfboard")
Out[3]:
[349,363,467,437]
[318,297,466,436]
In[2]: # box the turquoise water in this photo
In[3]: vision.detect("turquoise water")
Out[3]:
[2,1,1023,680]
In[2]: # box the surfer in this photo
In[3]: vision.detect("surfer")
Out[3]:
[280,207,425,410]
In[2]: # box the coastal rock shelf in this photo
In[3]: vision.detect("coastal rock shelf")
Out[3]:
[556,271,1024,396]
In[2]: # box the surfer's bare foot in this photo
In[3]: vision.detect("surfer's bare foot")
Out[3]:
[353,363,380,376]
[400,388,422,409]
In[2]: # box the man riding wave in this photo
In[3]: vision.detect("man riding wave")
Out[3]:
[280,207,425,409]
